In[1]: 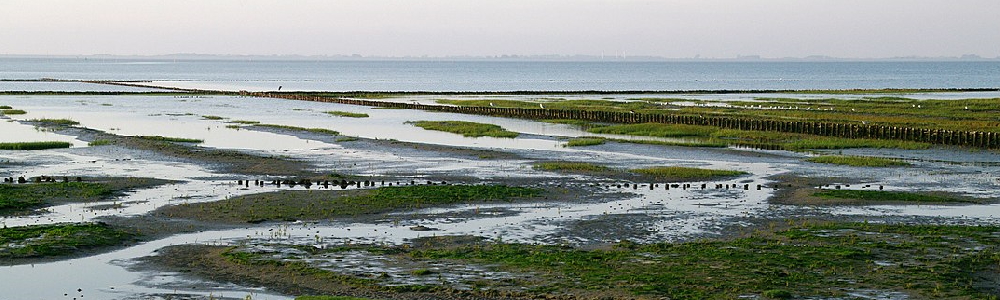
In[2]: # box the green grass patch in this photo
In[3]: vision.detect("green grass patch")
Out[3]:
[232,222,1000,299]
[296,296,377,300]
[1,109,27,115]
[324,111,369,118]
[158,184,544,224]
[542,119,595,127]
[611,138,728,148]
[87,139,113,146]
[564,137,606,147]
[225,124,241,129]
[137,136,204,143]
[806,155,909,167]
[256,124,340,135]
[0,222,135,259]
[201,115,226,120]
[0,105,12,109]
[712,129,932,151]
[228,120,261,124]
[409,121,519,138]
[813,189,972,203]
[0,141,72,150]
[28,118,79,126]
[533,161,613,173]
[631,166,747,180]
[587,123,718,138]
[336,137,360,142]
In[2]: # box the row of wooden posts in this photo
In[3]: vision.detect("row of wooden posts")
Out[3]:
[245,92,999,149]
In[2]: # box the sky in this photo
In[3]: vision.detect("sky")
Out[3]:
[2,0,998,59]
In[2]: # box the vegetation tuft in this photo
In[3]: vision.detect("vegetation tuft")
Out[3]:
[28,118,79,126]
[564,137,606,147]
[806,155,909,167]
[533,161,613,173]
[409,121,519,138]
[325,111,369,118]
[1,109,27,115]
[255,124,340,135]
[137,136,204,143]
[0,141,72,150]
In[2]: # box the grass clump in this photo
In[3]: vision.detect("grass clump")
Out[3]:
[806,155,909,167]
[631,166,747,180]
[256,124,340,135]
[325,111,369,118]
[533,161,613,173]
[137,136,204,143]
[158,184,543,224]
[228,120,261,124]
[0,105,12,109]
[0,181,112,213]
[814,189,972,204]
[201,115,225,120]
[588,123,717,138]
[409,121,519,138]
[0,222,135,259]
[28,118,79,126]
[336,137,360,142]
[564,137,606,147]
[87,139,113,146]
[1,109,27,115]
[0,141,72,150]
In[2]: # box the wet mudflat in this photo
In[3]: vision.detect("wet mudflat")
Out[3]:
[1,92,999,300]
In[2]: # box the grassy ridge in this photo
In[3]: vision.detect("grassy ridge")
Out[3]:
[0,141,72,150]
[564,137,606,147]
[1,109,27,115]
[137,136,204,143]
[813,189,972,203]
[158,184,544,223]
[255,124,340,135]
[325,111,369,118]
[631,166,747,179]
[0,223,135,259]
[806,155,910,167]
[409,121,519,138]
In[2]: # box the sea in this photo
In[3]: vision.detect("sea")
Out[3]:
[1,57,999,92]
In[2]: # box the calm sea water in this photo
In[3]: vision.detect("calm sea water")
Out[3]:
[2,57,999,91]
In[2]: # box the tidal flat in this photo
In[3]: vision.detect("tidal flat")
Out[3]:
[1,89,999,300]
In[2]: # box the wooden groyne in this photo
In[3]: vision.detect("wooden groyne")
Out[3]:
[247,92,999,149]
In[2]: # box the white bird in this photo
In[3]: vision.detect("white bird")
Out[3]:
[490,102,495,107]
[539,103,545,109]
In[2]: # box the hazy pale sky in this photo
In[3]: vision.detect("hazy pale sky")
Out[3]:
[2,0,998,58]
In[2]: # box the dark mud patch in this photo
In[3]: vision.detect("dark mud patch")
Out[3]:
[141,244,540,300]
[144,221,1000,300]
